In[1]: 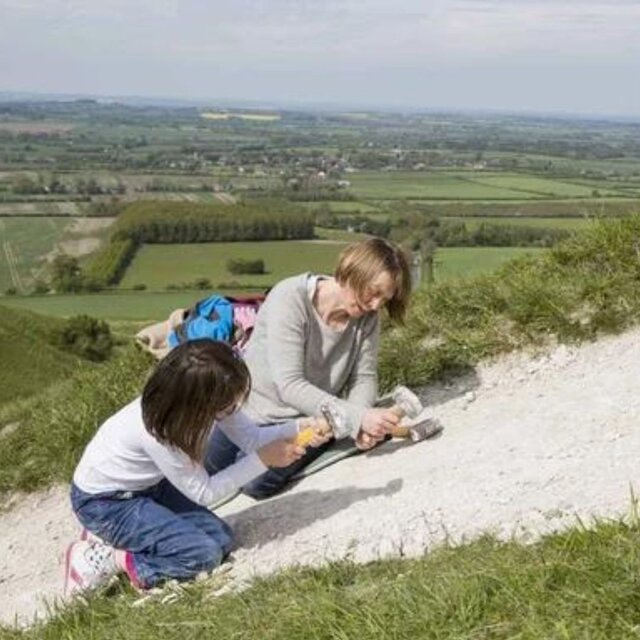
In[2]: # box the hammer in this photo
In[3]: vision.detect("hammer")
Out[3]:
[388,386,443,443]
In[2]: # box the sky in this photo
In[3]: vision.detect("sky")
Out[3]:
[2,0,640,116]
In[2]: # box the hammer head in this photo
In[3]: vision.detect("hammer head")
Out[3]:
[391,385,423,419]
[319,402,348,438]
[407,416,443,442]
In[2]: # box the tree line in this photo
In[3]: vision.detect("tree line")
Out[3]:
[55,199,313,290]
[112,200,313,244]
[317,210,571,248]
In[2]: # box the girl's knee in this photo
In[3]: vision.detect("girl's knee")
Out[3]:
[218,521,234,553]
[194,537,226,571]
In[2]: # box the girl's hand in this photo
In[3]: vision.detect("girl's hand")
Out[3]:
[360,408,399,439]
[296,417,333,448]
[258,440,305,468]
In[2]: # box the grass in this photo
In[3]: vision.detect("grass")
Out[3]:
[434,247,545,280]
[471,174,619,198]
[350,171,534,200]
[406,198,640,218]
[0,247,543,320]
[119,240,351,290]
[0,217,74,291]
[0,291,264,321]
[5,519,640,638]
[2,217,640,637]
[378,215,640,389]
[0,305,88,405]
[0,345,151,494]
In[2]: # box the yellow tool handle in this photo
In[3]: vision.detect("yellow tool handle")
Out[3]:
[294,427,315,447]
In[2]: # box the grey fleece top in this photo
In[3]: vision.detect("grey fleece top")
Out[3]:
[243,272,380,439]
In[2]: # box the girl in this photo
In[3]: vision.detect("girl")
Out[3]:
[65,339,323,596]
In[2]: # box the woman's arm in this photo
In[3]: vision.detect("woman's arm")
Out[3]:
[263,287,341,416]
[343,314,379,409]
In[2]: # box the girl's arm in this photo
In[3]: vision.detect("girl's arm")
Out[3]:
[217,410,299,453]
[143,434,267,508]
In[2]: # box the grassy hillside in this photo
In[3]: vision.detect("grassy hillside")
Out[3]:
[6,519,640,639]
[0,345,151,494]
[378,215,640,389]
[0,305,88,405]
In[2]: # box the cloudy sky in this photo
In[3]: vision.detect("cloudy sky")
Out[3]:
[2,0,640,116]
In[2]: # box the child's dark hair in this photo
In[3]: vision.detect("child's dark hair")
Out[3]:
[142,339,250,462]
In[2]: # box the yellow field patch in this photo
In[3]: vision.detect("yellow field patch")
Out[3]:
[201,112,281,121]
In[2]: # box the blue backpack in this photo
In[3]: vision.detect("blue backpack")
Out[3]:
[167,293,266,350]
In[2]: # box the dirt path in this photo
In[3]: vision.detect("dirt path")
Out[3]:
[2,327,640,627]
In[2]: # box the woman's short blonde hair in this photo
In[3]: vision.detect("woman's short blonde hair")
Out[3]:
[334,238,412,323]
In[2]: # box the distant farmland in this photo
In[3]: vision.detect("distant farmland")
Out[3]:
[0,217,73,291]
[349,171,630,201]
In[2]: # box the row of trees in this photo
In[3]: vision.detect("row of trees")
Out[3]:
[316,211,392,238]
[83,238,138,286]
[392,215,571,248]
[113,200,314,244]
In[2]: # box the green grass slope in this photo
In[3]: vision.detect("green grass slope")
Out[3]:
[0,345,151,494]
[0,305,88,406]
[379,214,640,389]
[6,519,640,639]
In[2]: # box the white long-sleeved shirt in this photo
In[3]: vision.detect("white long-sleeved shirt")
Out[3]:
[73,397,298,507]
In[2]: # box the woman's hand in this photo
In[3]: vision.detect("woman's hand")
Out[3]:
[355,408,399,450]
[361,407,399,438]
[257,440,306,468]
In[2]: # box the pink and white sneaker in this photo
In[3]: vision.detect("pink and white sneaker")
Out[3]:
[63,540,119,598]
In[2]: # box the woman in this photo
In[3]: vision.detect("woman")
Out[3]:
[206,237,412,498]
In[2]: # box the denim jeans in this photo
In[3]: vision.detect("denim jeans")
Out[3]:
[70,481,233,589]
[205,426,335,500]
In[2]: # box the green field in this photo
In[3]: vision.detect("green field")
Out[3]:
[408,198,640,218]
[442,216,595,230]
[434,247,545,279]
[348,171,629,201]
[300,201,381,213]
[0,216,74,291]
[0,291,241,321]
[471,174,618,198]
[119,240,350,290]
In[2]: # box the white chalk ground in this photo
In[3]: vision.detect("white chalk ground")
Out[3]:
[2,327,640,627]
